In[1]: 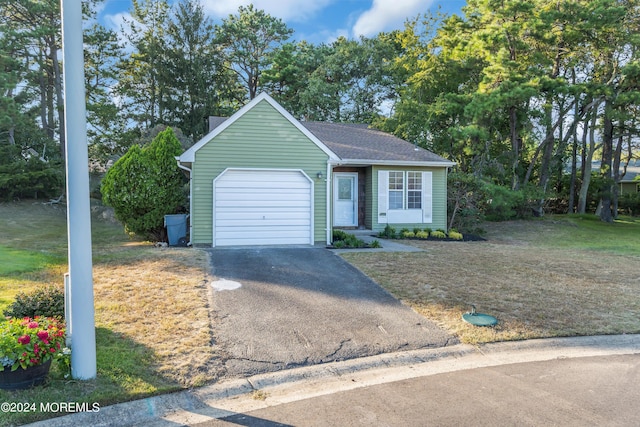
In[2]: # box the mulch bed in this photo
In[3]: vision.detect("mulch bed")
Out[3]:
[376,234,486,242]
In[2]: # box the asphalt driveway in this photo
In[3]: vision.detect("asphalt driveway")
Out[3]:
[207,247,455,378]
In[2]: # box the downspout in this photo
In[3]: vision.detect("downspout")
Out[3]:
[326,161,333,245]
[176,159,193,246]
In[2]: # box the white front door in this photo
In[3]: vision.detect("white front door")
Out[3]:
[333,173,358,227]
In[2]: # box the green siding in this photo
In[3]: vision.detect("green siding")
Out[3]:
[620,182,638,195]
[370,165,449,232]
[191,100,329,245]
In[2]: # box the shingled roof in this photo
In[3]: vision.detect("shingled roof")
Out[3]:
[300,122,452,164]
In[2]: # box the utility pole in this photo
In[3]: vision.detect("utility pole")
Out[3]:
[61,0,97,379]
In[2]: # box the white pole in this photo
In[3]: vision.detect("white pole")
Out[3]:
[61,0,97,379]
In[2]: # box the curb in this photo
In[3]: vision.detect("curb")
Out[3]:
[27,335,640,427]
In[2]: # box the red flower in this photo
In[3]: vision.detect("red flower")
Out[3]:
[17,335,30,345]
[50,348,56,353]
[28,321,39,329]
[37,330,50,344]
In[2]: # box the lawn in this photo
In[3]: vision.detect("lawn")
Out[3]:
[341,215,640,344]
[2,200,640,424]
[0,201,221,426]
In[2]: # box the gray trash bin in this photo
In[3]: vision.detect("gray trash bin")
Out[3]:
[164,214,188,246]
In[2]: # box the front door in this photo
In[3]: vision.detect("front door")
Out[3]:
[334,173,358,227]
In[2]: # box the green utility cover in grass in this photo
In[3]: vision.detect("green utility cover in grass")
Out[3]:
[462,306,498,327]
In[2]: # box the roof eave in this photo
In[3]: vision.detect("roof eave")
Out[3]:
[332,159,456,168]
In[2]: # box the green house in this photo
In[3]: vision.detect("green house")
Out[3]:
[177,93,455,246]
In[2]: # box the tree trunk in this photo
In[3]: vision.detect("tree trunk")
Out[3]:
[599,102,614,223]
[578,108,599,214]
[510,105,520,190]
[611,133,625,219]
[51,36,65,160]
[568,96,580,213]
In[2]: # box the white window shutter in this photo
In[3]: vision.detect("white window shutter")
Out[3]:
[422,171,432,223]
[378,170,388,224]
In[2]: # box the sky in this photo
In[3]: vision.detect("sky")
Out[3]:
[98,0,467,44]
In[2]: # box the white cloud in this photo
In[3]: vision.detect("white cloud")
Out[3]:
[200,0,335,22]
[352,0,434,37]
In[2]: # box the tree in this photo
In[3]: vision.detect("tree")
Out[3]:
[0,121,64,201]
[101,127,186,240]
[163,0,241,138]
[299,35,404,122]
[262,41,329,118]
[1,0,65,156]
[84,22,135,163]
[216,4,293,100]
[117,0,171,129]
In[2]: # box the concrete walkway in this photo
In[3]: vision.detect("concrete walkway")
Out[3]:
[31,334,640,426]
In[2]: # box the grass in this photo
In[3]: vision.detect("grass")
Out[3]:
[2,201,640,423]
[0,201,220,425]
[342,214,640,345]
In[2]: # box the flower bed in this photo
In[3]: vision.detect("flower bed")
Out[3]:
[377,225,485,242]
[0,317,66,372]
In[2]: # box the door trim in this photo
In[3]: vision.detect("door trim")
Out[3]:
[333,172,358,227]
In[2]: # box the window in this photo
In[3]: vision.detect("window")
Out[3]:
[388,171,421,209]
[407,172,422,209]
[388,171,404,209]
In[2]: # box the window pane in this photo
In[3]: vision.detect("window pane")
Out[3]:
[389,191,403,209]
[338,178,352,200]
[408,172,422,190]
[407,172,422,209]
[389,171,403,190]
[388,171,404,209]
[408,191,421,209]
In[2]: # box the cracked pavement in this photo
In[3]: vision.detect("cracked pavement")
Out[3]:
[208,247,455,379]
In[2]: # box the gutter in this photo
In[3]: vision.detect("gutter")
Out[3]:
[176,158,193,246]
[338,159,457,168]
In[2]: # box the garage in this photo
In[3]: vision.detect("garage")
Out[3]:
[213,169,314,246]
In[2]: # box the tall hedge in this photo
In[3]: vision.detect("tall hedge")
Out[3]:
[101,127,186,240]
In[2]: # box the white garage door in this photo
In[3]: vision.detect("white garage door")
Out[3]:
[213,169,313,246]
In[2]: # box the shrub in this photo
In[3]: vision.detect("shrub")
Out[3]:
[332,240,346,248]
[101,127,187,241]
[448,230,463,240]
[415,231,429,239]
[619,193,640,216]
[430,230,446,239]
[402,231,415,238]
[3,285,65,320]
[332,229,348,241]
[423,228,432,234]
[0,144,64,202]
[369,240,381,248]
[447,172,485,233]
[332,230,367,248]
[378,224,396,239]
[412,227,421,234]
